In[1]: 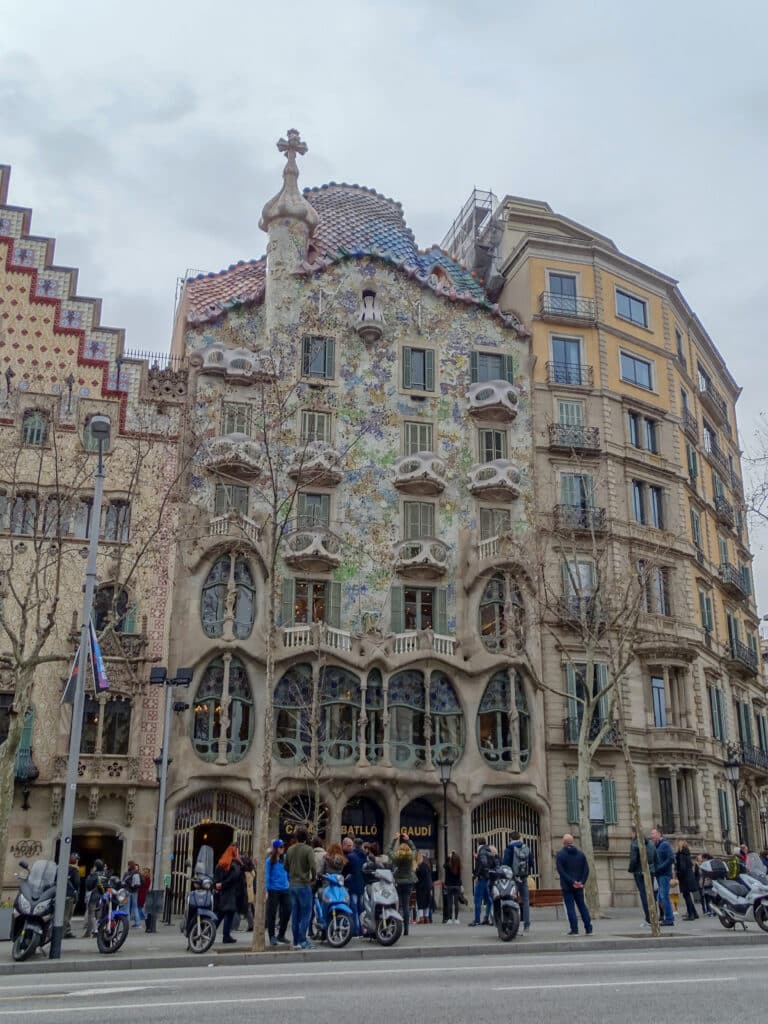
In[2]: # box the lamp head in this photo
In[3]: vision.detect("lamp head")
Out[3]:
[174,667,193,686]
[437,757,452,785]
[149,666,168,685]
[88,414,111,445]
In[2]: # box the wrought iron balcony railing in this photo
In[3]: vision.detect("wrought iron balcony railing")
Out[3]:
[707,438,729,473]
[698,378,728,422]
[682,408,698,440]
[539,291,598,321]
[591,822,609,850]
[563,716,619,745]
[740,744,768,773]
[714,494,735,528]
[557,595,606,629]
[546,361,594,387]
[548,424,601,452]
[554,504,606,533]
[719,562,747,599]
[728,639,758,674]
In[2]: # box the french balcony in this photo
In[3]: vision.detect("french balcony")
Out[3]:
[706,438,729,474]
[740,744,768,775]
[393,452,446,496]
[725,639,759,677]
[719,562,747,600]
[546,361,594,388]
[539,292,598,322]
[466,380,519,423]
[563,716,619,745]
[284,526,342,573]
[282,623,353,653]
[698,379,728,424]
[557,595,606,631]
[468,460,521,502]
[391,631,458,658]
[714,494,735,528]
[730,469,744,500]
[208,510,261,545]
[203,434,262,480]
[682,408,698,441]
[548,423,601,454]
[393,537,450,581]
[287,441,343,487]
[553,504,607,533]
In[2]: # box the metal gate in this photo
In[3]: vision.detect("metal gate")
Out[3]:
[171,790,255,915]
[471,796,540,880]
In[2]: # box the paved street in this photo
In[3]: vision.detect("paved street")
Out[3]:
[0,946,767,1023]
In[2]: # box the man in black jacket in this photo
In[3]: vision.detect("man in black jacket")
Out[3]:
[555,834,592,936]
[628,828,656,927]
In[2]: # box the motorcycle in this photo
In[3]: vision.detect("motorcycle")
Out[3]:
[360,865,403,946]
[701,854,768,933]
[11,859,57,961]
[489,865,520,942]
[95,874,130,954]
[309,873,354,948]
[180,845,218,954]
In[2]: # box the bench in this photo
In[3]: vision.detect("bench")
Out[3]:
[529,888,563,919]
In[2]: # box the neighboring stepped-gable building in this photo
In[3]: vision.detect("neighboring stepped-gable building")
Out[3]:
[0,165,183,891]
[162,132,543,903]
[443,190,767,901]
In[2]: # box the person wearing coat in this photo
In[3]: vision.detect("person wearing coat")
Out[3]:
[627,828,656,926]
[387,832,417,935]
[414,854,433,923]
[213,843,243,944]
[675,840,699,920]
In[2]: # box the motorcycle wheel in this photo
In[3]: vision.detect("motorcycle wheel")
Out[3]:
[96,916,129,954]
[754,904,768,934]
[375,916,403,947]
[11,928,41,962]
[718,914,736,930]
[496,906,520,942]
[308,915,324,942]
[326,911,353,948]
[188,917,217,954]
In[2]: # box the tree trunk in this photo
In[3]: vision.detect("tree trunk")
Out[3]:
[577,725,601,917]
[0,666,35,888]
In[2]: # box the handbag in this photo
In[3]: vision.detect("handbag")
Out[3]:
[527,874,537,892]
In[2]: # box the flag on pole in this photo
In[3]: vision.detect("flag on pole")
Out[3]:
[60,644,81,705]
[89,620,110,694]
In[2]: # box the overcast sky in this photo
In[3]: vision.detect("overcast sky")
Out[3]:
[3,0,768,610]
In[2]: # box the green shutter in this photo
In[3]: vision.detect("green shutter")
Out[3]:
[296,493,308,528]
[422,502,435,537]
[602,778,618,825]
[405,502,420,540]
[424,350,435,392]
[325,338,335,379]
[566,775,579,824]
[708,687,718,740]
[687,444,698,479]
[595,664,609,724]
[14,707,35,776]
[470,351,479,383]
[319,494,330,527]
[326,581,341,628]
[435,588,448,635]
[390,586,404,633]
[502,354,515,383]
[402,347,412,389]
[718,788,730,831]
[566,664,580,729]
[122,603,137,634]
[281,578,295,627]
[716,689,727,741]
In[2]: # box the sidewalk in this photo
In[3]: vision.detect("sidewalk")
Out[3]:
[1,908,765,976]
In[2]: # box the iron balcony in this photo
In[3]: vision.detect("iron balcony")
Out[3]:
[546,361,594,387]
[554,504,607,533]
[714,494,735,528]
[719,562,747,600]
[727,638,758,675]
[548,423,601,453]
[682,408,698,441]
[539,291,598,321]
[563,716,619,745]
[698,378,728,423]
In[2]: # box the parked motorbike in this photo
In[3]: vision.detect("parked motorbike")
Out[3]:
[701,855,768,933]
[11,859,57,961]
[360,865,403,946]
[95,875,130,954]
[180,845,218,954]
[309,873,354,948]
[489,865,520,942]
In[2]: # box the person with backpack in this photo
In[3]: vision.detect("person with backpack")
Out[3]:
[122,859,145,928]
[502,831,533,933]
[468,838,496,926]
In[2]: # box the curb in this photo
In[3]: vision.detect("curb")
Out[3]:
[0,929,765,976]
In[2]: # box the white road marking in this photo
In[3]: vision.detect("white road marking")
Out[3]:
[68,987,155,997]
[494,977,737,991]
[0,995,305,1017]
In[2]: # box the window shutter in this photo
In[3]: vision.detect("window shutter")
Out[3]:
[405,502,420,540]
[560,474,574,506]
[424,349,435,392]
[326,581,341,627]
[296,493,308,528]
[435,588,448,635]
[718,788,730,831]
[480,508,493,540]
[301,337,311,376]
[390,586,404,634]
[566,664,580,727]
[566,775,579,825]
[716,689,727,741]
[595,664,610,724]
[14,707,35,777]
[402,347,412,389]
[708,687,718,740]
[281,578,295,627]
[319,494,330,527]
[325,338,335,379]
[602,779,618,825]
[502,354,515,384]
[421,502,435,537]
[470,351,479,384]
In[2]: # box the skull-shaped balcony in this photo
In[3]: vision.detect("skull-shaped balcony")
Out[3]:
[393,538,450,581]
[468,460,521,502]
[393,452,446,496]
[195,345,273,382]
[467,381,519,423]
[284,527,343,574]
[287,442,343,487]
[203,434,262,481]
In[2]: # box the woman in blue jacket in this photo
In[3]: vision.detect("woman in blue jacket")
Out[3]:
[265,839,291,947]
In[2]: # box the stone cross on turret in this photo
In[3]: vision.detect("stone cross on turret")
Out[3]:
[259,128,318,237]
[278,128,308,174]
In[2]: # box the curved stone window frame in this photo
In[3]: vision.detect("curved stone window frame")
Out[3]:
[200,554,256,640]
[389,670,426,769]
[429,671,465,765]
[319,667,362,766]
[365,669,385,764]
[479,572,524,652]
[273,664,362,767]
[477,669,530,770]
[192,656,254,764]
[273,664,312,764]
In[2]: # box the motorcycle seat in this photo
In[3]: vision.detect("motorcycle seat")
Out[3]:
[721,880,749,897]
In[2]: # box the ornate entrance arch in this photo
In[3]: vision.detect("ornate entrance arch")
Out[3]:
[471,796,540,880]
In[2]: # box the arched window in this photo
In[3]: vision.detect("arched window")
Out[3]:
[22,409,49,446]
[192,656,253,763]
[273,664,312,763]
[319,667,361,765]
[365,670,384,764]
[200,555,256,639]
[429,671,464,765]
[389,670,425,768]
[92,585,133,633]
[10,494,37,535]
[478,670,530,769]
[479,572,524,652]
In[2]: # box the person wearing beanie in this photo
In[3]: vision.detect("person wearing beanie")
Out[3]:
[265,839,291,947]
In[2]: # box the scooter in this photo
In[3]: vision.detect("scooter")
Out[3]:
[94,875,130,954]
[359,865,403,946]
[489,865,521,942]
[180,845,218,954]
[702,855,768,933]
[310,873,354,948]
[10,859,57,961]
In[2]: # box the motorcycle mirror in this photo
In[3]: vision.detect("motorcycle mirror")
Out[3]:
[18,860,28,870]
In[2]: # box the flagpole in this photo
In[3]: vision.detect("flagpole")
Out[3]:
[50,416,110,959]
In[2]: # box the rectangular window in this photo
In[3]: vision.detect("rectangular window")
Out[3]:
[551,336,583,385]
[741,563,752,596]
[713,473,725,499]
[404,587,435,631]
[652,567,671,615]
[222,402,250,435]
[620,351,653,389]
[402,346,435,391]
[652,675,667,727]
[294,579,329,624]
[649,486,664,528]
[703,421,715,453]
[561,473,594,509]
[297,493,330,529]
[659,778,675,832]
[757,715,768,754]
[300,410,331,443]
[403,501,435,540]
[632,480,645,524]
[214,484,249,517]
[470,351,515,384]
[557,400,584,426]
[403,421,434,456]
[628,411,640,448]
[563,559,595,597]
[103,501,131,542]
[479,429,507,462]
[302,335,335,379]
[675,328,686,365]
[681,387,689,413]
[549,273,578,314]
[718,535,729,565]
[709,686,727,741]
[628,412,659,452]
[616,288,648,327]
[479,507,512,540]
[645,419,658,453]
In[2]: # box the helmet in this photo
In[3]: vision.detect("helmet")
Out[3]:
[93,859,105,871]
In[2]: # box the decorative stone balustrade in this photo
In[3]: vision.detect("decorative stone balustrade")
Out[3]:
[208,511,261,545]
[284,526,342,573]
[467,460,521,501]
[393,452,446,496]
[288,441,343,487]
[391,631,457,657]
[393,537,450,580]
[203,433,263,479]
[467,380,519,423]
[282,624,353,652]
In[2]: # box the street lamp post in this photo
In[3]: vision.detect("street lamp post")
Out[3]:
[146,666,192,932]
[724,746,744,847]
[437,758,452,869]
[50,415,111,960]
[759,805,768,849]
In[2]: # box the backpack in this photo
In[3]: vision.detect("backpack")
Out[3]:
[131,871,141,891]
[511,843,530,881]
[476,846,493,878]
